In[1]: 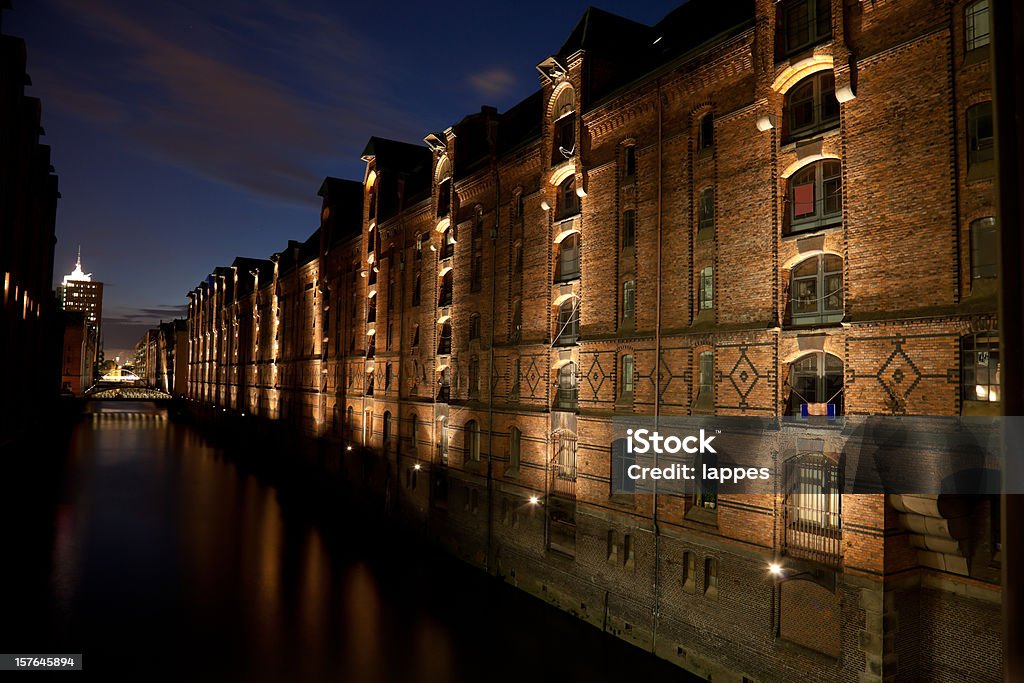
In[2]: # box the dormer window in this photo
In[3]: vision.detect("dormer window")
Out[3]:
[551,87,576,166]
[780,0,831,56]
[436,156,452,219]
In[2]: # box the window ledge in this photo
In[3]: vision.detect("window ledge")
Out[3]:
[967,161,995,183]
[963,46,991,68]
[782,222,842,241]
[685,505,718,526]
[781,124,840,150]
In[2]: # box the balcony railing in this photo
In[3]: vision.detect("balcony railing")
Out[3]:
[551,463,576,498]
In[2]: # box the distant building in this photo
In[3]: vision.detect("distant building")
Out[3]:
[156,319,187,396]
[59,310,92,395]
[1,24,61,434]
[134,329,158,388]
[57,248,103,379]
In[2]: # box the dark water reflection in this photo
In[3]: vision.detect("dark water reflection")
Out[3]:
[1,402,695,682]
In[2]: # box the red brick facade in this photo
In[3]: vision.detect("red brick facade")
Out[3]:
[187,1,1003,680]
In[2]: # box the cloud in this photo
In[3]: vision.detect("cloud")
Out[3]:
[103,304,188,326]
[42,0,419,205]
[468,67,518,100]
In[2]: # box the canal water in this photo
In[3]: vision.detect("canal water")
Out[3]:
[1,401,696,682]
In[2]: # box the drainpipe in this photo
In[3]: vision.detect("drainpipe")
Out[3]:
[652,77,664,645]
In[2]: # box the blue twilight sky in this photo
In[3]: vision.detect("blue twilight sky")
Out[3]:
[6,0,683,357]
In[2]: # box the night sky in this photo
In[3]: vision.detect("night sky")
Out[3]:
[6,0,682,359]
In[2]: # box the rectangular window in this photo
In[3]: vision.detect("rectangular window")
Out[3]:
[514,243,524,274]
[511,300,522,342]
[621,210,636,250]
[698,267,713,311]
[698,350,714,403]
[698,113,714,151]
[698,188,715,233]
[966,0,990,51]
[469,315,481,340]
[623,280,636,323]
[971,217,997,280]
[704,558,718,598]
[682,552,695,593]
[968,102,994,167]
[623,146,636,179]
[782,0,831,55]
[621,354,635,395]
[962,333,1000,402]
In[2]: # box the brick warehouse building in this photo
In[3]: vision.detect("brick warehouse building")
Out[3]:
[185,1,1003,680]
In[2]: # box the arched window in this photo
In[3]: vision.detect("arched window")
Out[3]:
[557,232,580,281]
[697,112,714,151]
[790,254,843,324]
[557,176,579,220]
[962,332,1000,403]
[788,352,843,416]
[437,321,452,355]
[556,362,578,410]
[551,87,576,165]
[508,427,521,473]
[436,157,452,218]
[556,299,579,345]
[785,71,839,140]
[465,420,481,462]
[440,226,455,259]
[438,271,453,307]
[787,160,842,233]
[620,355,635,398]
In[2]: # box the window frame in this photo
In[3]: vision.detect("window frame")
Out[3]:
[780,0,832,56]
[966,0,991,52]
[697,112,714,152]
[556,299,579,346]
[790,253,844,325]
[785,71,839,141]
[962,332,1000,403]
[787,159,842,233]
[620,354,635,397]
[698,187,715,234]
[970,217,997,281]
[556,177,580,220]
[698,267,714,311]
[621,209,636,251]
[967,101,994,169]
[787,351,844,416]
[557,232,581,282]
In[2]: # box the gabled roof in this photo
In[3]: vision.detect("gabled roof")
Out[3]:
[558,6,654,58]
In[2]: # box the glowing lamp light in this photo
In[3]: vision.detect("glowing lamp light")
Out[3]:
[528,495,540,505]
[346,445,353,452]
[413,463,422,471]
[769,563,783,576]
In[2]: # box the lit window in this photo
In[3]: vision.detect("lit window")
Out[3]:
[962,333,1000,403]
[784,452,842,564]
[966,0,990,51]
[786,71,839,140]
[790,254,843,324]
[551,88,576,165]
[557,176,580,220]
[557,233,580,282]
[557,364,578,411]
[788,352,843,416]
[556,299,579,345]
[697,350,714,405]
[788,160,842,232]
